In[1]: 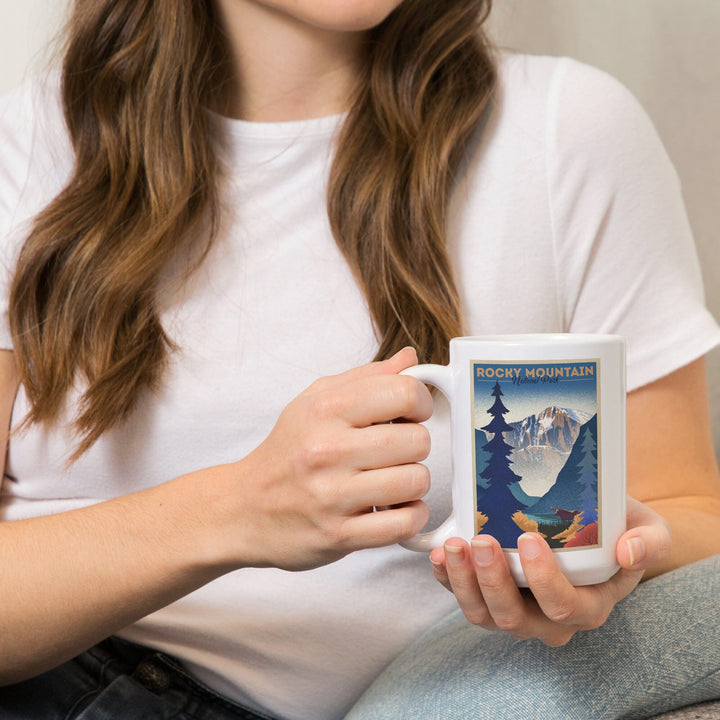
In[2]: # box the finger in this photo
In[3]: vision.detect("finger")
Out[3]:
[311,347,420,392]
[346,464,430,511]
[617,497,672,572]
[517,533,610,631]
[342,500,429,549]
[287,418,429,485]
[626,495,670,533]
[351,422,431,470]
[443,539,494,626]
[617,529,669,573]
[343,374,434,426]
[308,372,432,429]
[516,533,585,621]
[468,536,529,633]
[429,548,453,592]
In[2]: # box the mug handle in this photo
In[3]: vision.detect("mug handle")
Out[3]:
[399,364,458,552]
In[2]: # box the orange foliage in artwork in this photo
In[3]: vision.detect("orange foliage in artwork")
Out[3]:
[552,513,584,544]
[511,511,547,538]
[476,511,489,534]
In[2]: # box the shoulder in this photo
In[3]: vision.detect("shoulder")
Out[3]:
[485,51,677,220]
[493,51,660,158]
[0,74,73,240]
[496,51,635,104]
[466,51,664,198]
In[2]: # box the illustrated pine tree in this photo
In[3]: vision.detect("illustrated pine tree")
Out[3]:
[577,424,598,525]
[477,381,524,546]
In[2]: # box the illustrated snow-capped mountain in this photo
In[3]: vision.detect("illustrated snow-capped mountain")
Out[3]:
[510,405,593,454]
[477,406,592,499]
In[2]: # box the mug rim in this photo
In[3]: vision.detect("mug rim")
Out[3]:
[450,333,623,345]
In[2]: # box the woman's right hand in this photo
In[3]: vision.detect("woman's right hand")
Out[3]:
[216,346,434,571]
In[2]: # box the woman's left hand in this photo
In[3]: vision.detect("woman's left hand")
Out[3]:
[429,496,671,646]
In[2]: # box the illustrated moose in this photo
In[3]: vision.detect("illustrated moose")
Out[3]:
[551,506,578,522]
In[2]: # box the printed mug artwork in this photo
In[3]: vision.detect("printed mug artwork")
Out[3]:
[472,361,600,551]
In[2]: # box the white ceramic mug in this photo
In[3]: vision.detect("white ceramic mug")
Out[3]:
[401,334,626,586]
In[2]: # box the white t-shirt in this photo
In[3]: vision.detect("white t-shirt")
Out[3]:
[1,52,719,720]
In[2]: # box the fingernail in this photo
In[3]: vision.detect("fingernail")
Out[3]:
[470,538,494,567]
[518,533,542,560]
[444,544,465,566]
[626,537,646,567]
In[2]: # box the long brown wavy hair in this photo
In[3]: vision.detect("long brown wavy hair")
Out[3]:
[9,0,496,458]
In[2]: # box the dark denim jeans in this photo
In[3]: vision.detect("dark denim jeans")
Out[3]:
[0,636,276,720]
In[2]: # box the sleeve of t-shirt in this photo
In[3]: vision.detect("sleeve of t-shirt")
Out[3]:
[547,57,720,392]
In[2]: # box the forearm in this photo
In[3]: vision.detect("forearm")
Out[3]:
[0,467,234,685]
[643,494,720,579]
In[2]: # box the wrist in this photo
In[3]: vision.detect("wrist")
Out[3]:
[171,460,257,573]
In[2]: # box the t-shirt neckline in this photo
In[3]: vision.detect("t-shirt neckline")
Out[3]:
[206,108,345,141]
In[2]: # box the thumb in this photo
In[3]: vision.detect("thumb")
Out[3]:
[616,497,672,572]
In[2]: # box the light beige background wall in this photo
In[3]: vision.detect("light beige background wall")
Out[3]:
[0,1,66,95]
[2,0,719,456]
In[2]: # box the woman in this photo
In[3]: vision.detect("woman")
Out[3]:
[0,0,719,718]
